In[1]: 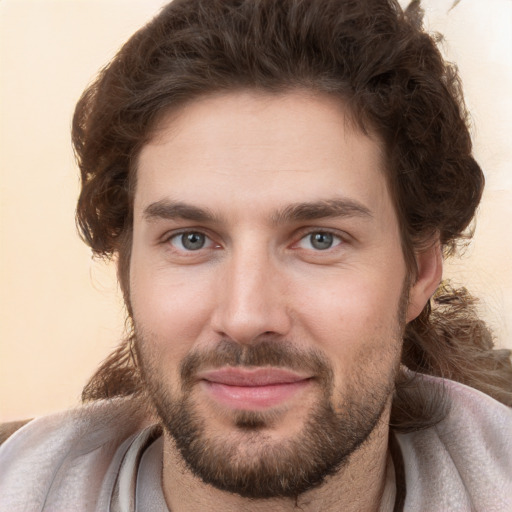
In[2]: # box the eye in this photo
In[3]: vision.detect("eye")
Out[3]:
[169,231,213,251]
[297,231,342,251]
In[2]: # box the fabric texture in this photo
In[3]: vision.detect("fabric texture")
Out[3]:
[0,374,510,511]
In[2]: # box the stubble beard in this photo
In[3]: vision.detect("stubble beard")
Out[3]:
[135,334,402,499]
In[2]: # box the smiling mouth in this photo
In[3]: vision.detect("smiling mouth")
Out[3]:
[197,367,313,410]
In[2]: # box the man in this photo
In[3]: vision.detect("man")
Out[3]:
[1,0,511,510]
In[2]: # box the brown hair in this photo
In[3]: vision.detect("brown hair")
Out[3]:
[75,0,512,428]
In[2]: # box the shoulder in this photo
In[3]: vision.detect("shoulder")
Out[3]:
[0,419,32,446]
[396,374,512,511]
[0,396,155,511]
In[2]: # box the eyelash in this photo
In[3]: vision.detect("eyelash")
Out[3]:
[162,230,219,252]
[161,228,347,254]
[293,229,344,251]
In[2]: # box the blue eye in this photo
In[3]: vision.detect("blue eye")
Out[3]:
[297,232,342,250]
[171,232,208,251]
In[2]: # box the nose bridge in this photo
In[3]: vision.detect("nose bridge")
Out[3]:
[213,238,289,343]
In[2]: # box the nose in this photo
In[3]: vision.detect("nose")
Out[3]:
[210,244,292,344]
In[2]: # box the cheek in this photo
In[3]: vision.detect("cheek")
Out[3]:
[129,257,217,358]
[295,270,404,335]
[291,268,405,374]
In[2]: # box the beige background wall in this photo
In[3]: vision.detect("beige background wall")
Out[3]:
[1,0,511,422]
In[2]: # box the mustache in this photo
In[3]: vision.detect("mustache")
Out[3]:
[180,339,334,389]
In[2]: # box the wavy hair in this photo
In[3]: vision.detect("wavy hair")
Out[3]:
[74,0,512,429]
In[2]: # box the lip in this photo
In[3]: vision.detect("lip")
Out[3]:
[197,367,311,386]
[197,367,312,410]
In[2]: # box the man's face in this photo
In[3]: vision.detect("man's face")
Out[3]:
[130,91,410,498]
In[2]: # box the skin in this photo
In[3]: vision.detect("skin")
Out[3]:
[130,90,441,511]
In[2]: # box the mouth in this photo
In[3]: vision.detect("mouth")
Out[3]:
[196,367,313,410]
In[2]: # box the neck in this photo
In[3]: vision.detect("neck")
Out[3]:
[160,411,394,512]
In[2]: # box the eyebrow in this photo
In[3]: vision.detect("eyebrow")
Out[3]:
[143,200,220,223]
[142,197,372,224]
[271,198,373,224]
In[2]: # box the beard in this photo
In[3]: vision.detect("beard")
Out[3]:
[135,335,401,499]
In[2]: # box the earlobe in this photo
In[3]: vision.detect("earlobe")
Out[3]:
[406,241,443,322]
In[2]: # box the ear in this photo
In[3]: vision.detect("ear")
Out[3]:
[406,241,443,322]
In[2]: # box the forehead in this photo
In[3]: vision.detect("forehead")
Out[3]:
[134,90,392,222]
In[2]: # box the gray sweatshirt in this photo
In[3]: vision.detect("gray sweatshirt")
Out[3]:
[0,374,511,511]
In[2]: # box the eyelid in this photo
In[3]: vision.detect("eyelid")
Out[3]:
[158,226,350,253]
[161,228,221,250]
[291,228,348,248]
[161,226,209,242]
